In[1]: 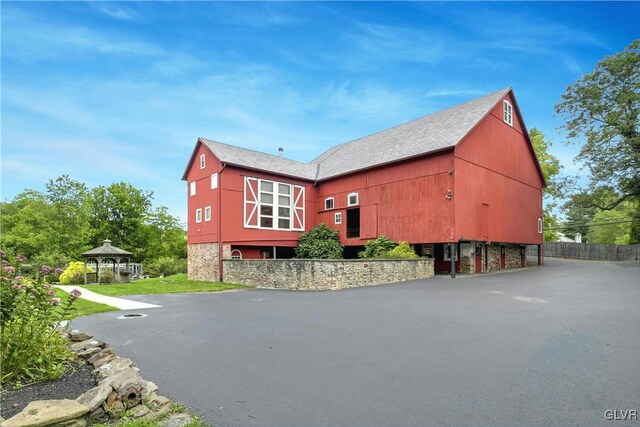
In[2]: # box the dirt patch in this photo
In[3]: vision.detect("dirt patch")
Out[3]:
[0,361,96,419]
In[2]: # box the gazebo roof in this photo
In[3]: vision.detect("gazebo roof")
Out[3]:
[82,239,133,257]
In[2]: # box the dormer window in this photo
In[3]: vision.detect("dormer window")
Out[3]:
[200,154,206,169]
[503,100,513,126]
[347,193,359,206]
[325,197,334,210]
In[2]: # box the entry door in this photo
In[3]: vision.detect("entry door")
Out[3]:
[520,246,526,267]
[500,245,506,269]
[475,244,482,273]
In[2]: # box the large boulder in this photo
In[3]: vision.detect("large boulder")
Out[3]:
[3,400,89,427]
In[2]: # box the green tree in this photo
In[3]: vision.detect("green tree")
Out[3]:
[585,201,635,244]
[295,224,343,259]
[386,242,418,259]
[0,190,51,260]
[359,236,397,258]
[529,128,563,241]
[555,40,640,210]
[561,199,597,241]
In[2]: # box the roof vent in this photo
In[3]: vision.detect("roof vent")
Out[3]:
[103,239,112,247]
[278,147,283,157]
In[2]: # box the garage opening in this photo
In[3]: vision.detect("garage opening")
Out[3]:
[346,208,360,238]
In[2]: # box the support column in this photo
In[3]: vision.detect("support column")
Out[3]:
[537,244,542,266]
[484,242,489,273]
[450,242,456,278]
[83,260,87,284]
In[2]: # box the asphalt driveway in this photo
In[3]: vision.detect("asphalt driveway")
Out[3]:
[72,258,639,426]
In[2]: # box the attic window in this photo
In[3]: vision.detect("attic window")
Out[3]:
[325,197,334,210]
[200,154,206,169]
[347,193,359,207]
[503,100,513,126]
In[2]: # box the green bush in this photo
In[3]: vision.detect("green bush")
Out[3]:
[295,224,343,259]
[359,236,397,258]
[1,255,80,385]
[59,261,93,285]
[386,241,419,259]
[144,257,187,278]
[99,269,115,284]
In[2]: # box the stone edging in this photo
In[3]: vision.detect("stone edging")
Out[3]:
[3,329,196,427]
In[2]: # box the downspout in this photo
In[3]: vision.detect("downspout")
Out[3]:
[218,163,226,282]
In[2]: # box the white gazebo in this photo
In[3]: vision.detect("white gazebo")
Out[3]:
[82,239,134,284]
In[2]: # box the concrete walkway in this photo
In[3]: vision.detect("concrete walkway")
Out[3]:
[56,285,162,310]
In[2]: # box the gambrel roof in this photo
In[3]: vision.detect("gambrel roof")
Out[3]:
[183,88,544,184]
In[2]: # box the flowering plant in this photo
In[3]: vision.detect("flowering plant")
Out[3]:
[1,253,81,385]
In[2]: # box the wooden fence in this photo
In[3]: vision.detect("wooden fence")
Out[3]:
[527,242,640,261]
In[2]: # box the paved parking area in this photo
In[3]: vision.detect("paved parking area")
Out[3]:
[73,258,639,426]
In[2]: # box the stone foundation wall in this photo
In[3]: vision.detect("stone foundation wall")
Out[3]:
[223,258,434,290]
[487,243,522,272]
[187,243,219,282]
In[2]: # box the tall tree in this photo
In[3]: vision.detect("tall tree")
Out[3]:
[529,128,563,241]
[555,40,640,210]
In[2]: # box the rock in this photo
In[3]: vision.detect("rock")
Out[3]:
[94,357,134,381]
[69,330,92,342]
[144,402,173,420]
[51,418,87,427]
[142,391,158,405]
[129,404,151,418]
[159,413,194,427]
[70,339,105,352]
[88,348,116,369]
[104,391,118,409]
[88,407,107,424]
[141,381,159,404]
[117,381,141,409]
[108,368,143,392]
[77,346,102,359]
[107,401,125,418]
[152,395,171,408]
[3,400,89,427]
[76,382,113,412]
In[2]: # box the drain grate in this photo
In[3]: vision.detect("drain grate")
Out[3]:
[115,313,148,320]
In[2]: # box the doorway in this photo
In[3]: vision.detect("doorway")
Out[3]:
[346,208,360,238]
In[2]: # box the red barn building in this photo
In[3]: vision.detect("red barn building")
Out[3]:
[182,88,545,281]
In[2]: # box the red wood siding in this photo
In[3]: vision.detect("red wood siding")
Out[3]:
[316,151,455,245]
[219,166,314,246]
[454,92,543,244]
[186,144,222,244]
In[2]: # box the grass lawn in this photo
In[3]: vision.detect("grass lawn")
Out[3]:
[54,289,118,319]
[83,274,246,297]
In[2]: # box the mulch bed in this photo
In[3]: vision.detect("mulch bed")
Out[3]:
[0,360,96,419]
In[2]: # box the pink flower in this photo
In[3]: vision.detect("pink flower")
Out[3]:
[44,284,51,289]
[70,289,82,298]
[11,284,19,290]
[55,268,64,275]
[16,255,26,263]
[1,260,8,266]
[41,265,51,275]
[3,266,16,274]
[0,250,5,259]
[14,276,24,282]
[48,290,56,296]
[51,298,61,306]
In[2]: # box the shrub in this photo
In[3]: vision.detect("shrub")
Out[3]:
[359,236,397,258]
[99,269,115,284]
[1,254,80,385]
[144,257,187,277]
[386,241,419,259]
[295,224,343,259]
[59,261,93,285]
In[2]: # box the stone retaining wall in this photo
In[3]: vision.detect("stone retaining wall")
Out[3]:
[223,258,434,290]
[187,242,219,282]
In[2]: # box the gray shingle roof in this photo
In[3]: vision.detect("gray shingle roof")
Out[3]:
[200,139,318,180]
[82,240,133,257]
[312,88,510,179]
[194,88,510,181]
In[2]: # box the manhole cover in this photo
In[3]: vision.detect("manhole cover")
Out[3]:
[115,313,148,320]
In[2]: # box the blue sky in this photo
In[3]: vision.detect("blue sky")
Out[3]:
[2,1,638,223]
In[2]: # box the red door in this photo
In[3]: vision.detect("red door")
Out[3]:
[475,244,482,273]
[500,245,506,269]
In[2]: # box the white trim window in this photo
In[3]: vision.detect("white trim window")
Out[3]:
[190,181,196,196]
[335,212,342,225]
[200,154,206,169]
[347,192,359,206]
[243,177,305,231]
[195,208,202,223]
[211,173,218,189]
[503,100,513,126]
[325,197,334,210]
[538,218,543,234]
[204,206,211,221]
